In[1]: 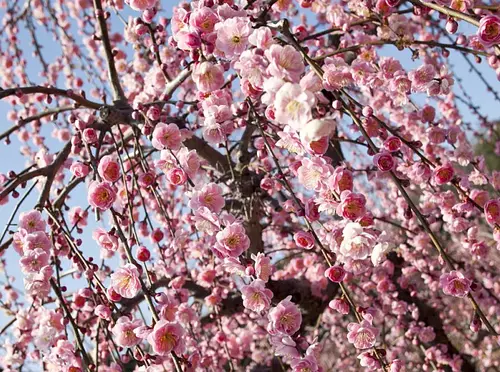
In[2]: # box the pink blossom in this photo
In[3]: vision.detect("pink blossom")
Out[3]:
[409,64,436,92]
[214,223,250,257]
[215,17,252,58]
[252,252,273,282]
[484,199,500,226]
[189,7,218,33]
[323,64,353,91]
[111,317,142,347]
[294,231,315,250]
[20,248,49,274]
[347,315,379,349]
[357,351,381,371]
[433,163,455,185]
[329,298,350,314]
[373,152,396,172]
[70,162,89,178]
[324,265,346,283]
[166,167,187,186]
[268,296,302,336]
[147,320,185,355]
[330,167,353,193]
[94,305,112,321]
[92,227,119,251]
[192,62,225,93]
[110,264,142,299]
[128,0,155,11]
[265,45,304,83]
[477,15,500,47]
[340,222,376,260]
[189,183,225,213]
[299,118,336,145]
[440,270,472,297]
[297,158,328,190]
[22,231,51,253]
[336,191,367,221]
[97,155,121,182]
[290,355,319,372]
[19,210,46,233]
[151,123,182,151]
[241,279,274,312]
[175,31,202,51]
[274,83,316,130]
[248,27,275,49]
[88,181,116,210]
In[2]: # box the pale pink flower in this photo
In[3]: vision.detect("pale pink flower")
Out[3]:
[214,223,250,257]
[358,351,380,370]
[69,206,88,227]
[20,248,49,274]
[192,207,221,236]
[70,162,89,178]
[215,17,252,58]
[19,210,46,233]
[323,64,353,91]
[340,222,376,260]
[23,231,52,253]
[97,155,121,182]
[111,317,142,347]
[347,315,379,349]
[192,62,225,93]
[297,158,328,190]
[477,15,500,47]
[265,45,304,83]
[336,191,366,221]
[268,296,302,336]
[189,183,225,213]
[92,227,119,251]
[440,271,472,297]
[241,279,274,312]
[290,355,319,372]
[110,264,142,299]
[248,27,275,49]
[152,123,182,151]
[129,0,155,11]
[409,64,436,92]
[88,181,116,211]
[274,83,316,130]
[147,320,185,355]
[299,118,336,144]
[252,252,273,282]
[94,304,112,321]
[175,31,202,51]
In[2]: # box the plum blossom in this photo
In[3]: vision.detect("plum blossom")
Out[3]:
[347,314,379,349]
[477,15,500,47]
[440,271,472,297]
[340,222,376,260]
[111,317,142,347]
[152,123,182,151]
[189,183,225,213]
[241,279,274,312]
[265,45,304,83]
[274,83,316,130]
[268,296,302,336]
[88,181,116,211]
[214,223,250,257]
[215,17,252,58]
[192,62,225,93]
[19,210,46,233]
[147,320,185,355]
[110,264,142,299]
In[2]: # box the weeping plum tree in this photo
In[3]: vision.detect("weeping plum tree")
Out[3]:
[0,0,500,371]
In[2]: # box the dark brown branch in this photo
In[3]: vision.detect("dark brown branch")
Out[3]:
[0,86,102,109]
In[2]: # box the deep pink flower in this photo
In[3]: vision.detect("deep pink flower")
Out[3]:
[241,279,274,312]
[324,265,346,283]
[152,123,182,151]
[19,210,46,233]
[347,315,379,349]
[111,317,142,347]
[440,270,472,297]
[192,62,225,93]
[433,163,454,185]
[110,264,142,299]
[373,152,396,172]
[477,15,500,47]
[88,181,116,211]
[97,155,121,183]
[214,223,250,257]
[383,136,402,152]
[147,320,185,355]
[166,167,187,186]
[484,199,500,226]
[175,31,202,51]
[336,191,367,221]
[189,7,218,33]
[268,296,302,336]
[92,227,119,252]
[294,231,315,250]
